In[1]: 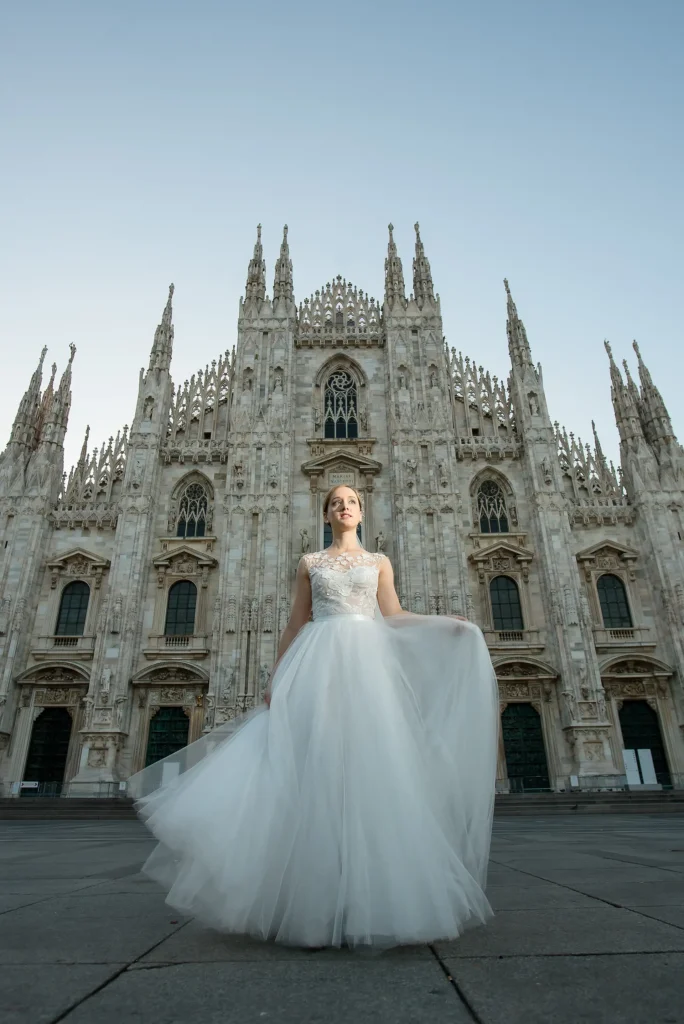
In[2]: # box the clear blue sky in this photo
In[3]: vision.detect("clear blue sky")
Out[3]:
[1,0,682,471]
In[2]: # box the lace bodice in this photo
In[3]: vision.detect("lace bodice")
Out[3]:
[303,551,386,620]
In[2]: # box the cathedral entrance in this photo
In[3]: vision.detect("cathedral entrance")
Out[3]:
[145,706,190,767]
[618,700,671,786]
[22,707,73,796]
[501,703,550,792]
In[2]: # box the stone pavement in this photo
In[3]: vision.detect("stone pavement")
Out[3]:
[1,815,684,1024]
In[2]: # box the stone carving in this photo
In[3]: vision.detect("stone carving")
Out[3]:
[226,597,237,633]
[300,529,310,553]
[263,595,274,632]
[0,598,11,636]
[111,597,122,634]
[99,668,111,703]
[375,531,386,553]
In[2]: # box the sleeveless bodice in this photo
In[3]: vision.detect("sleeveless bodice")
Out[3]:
[303,551,385,621]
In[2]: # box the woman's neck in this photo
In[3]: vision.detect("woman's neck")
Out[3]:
[326,534,363,554]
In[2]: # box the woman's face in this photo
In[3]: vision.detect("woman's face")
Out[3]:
[325,486,362,534]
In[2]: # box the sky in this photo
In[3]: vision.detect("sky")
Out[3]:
[1,0,682,472]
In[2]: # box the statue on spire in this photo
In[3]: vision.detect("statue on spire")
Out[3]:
[504,279,534,371]
[148,285,175,373]
[384,223,406,308]
[245,224,266,304]
[412,222,434,306]
[273,224,293,305]
[631,339,675,447]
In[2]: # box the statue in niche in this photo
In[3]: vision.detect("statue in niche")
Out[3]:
[300,528,310,553]
[269,374,286,429]
[110,597,122,634]
[259,664,271,695]
[528,393,539,416]
[233,460,244,488]
[375,531,386,553]
[359,408,368,433]
[406,458,417,487]
[541,456,552,484]
[313,407,321,432]
[143,397,154,420]
[268,463,278,487]
[99,667,111,703]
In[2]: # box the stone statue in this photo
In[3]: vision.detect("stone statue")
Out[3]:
[300,528,310,553]
[375,531,386,553]
[110,597,122,634]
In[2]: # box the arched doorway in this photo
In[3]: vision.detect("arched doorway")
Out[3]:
[22,707,73,796]
[501,703,550,792]
[619,700,671,786]
[145,706,190,767]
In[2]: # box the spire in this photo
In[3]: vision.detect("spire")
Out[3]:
[39,344,76,445]
[273,224,293,304]
[504,279,534,371]
[632,339,675,446]
[148,284,175,372]
[604,340,645,447]
[7,346,48,450]
[591,419,607,469]
[245,224,266,303]
[412,222,434,306]
[384,223,406,307]
[78,423,91,468]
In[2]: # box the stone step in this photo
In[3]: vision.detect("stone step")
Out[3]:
[2,790,684,819]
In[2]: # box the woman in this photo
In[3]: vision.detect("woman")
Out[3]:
[131,485,499,949]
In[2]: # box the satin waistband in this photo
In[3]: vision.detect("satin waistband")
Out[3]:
[313,612,375,623]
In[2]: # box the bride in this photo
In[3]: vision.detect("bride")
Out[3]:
[130,484,499,949]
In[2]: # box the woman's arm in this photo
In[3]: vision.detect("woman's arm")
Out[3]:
[264,557,312,706]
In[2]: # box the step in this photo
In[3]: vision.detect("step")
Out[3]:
[2,791,683,820]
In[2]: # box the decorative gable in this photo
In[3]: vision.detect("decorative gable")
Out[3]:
[152,545,218,589]
[576,541,638,581]
[469,541,534,581]
[46,549,111,589]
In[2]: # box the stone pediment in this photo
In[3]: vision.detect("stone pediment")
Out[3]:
[47,549,111,572]
[469,541,534,567]
[46,549,111,588]
[575,541,639,567]
[152,545,219,573]
[301,448,383,478]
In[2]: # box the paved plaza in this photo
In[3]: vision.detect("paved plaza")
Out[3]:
[1,815,684,1023]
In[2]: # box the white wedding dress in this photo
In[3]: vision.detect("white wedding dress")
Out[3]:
[131,550,499,948]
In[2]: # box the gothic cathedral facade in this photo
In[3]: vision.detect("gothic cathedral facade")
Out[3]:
[1,224,683,795]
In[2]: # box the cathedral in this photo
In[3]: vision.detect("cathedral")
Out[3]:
[0,224,683,797]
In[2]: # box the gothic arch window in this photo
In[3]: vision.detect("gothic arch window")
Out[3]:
[324,370,358,440]
[55,581,90,636]
[164,581,197,636]
[176,482,209,538]
[477,480,509,534]
[597,574,632,629]
[490,576,524,631]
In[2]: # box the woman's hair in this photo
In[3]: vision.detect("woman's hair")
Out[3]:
[322,484,363,518]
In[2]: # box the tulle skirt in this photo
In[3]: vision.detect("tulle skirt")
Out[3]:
[130,612,499,948]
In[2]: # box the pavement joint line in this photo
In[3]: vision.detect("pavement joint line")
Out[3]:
[428,943,486,1024]
[46,918,193,1024]
[488,856,684,931]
